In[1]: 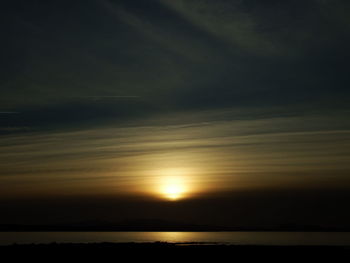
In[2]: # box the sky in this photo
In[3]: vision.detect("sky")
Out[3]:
[1,0,350,228]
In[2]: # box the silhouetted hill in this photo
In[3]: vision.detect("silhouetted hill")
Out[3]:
[0,219,225,232]
[1,219,349,232]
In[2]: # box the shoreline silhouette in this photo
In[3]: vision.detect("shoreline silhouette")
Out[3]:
[1,242,349,260]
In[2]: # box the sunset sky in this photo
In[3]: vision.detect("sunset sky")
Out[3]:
[1,0,350,227]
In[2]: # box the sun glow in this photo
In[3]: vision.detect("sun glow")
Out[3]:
[161,179,186,201]
[156,169,190,201]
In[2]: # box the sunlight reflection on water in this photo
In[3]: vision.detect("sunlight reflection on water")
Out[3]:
[1,232,350,246]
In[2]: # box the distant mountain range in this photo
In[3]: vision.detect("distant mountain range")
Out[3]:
[1,219,349,232]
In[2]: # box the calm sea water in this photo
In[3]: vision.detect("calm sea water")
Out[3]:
[1,232,350,246]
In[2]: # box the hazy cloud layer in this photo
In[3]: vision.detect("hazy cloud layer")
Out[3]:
[1,109,349,197]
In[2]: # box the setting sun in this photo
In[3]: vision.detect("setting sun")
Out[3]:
[162,181,186,201]
[154,169,191,201]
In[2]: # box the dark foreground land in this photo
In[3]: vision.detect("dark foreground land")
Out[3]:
[1,243,350,261]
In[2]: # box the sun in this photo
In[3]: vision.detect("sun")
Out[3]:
[162,183,185,201]
[157,172,188,201]
[149,168,196,201]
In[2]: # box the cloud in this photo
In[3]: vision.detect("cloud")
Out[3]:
[1,108,349,197]
[99,0,218,63]
[159,0,280,56]
[0,0,349,134]
[159,0,350,56]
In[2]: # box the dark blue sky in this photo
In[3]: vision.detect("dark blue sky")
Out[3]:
[1,0,349,130]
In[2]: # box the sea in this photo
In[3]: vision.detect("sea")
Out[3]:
[1,232,350,246]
